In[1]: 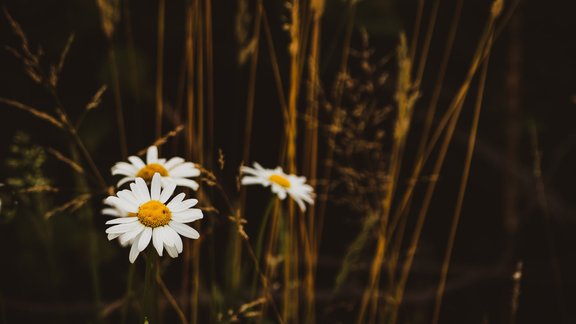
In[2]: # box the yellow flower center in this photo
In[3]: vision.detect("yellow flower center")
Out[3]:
[268,174,291,188]
[137,200,172,228]
[136,163,169,182]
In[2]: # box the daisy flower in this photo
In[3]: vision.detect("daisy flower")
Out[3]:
[240,162,315,211]
[104,173,203,263]
[111,145,200,190]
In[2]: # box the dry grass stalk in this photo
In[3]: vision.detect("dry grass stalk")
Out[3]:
[388,11,500,323]
[0,98,64,129]
[18,185,59,193]
[357,33,417,324]
[85,85,108,111]
[47,147,85,174]
[49,33,75,88]
[510,260,523,324]
[301,0,325,320]
[136,125,185,156]
[97,0,126,158]
[155,0,166,139]
[96,0,120,39]
[44,193,91,219]
[431,32,492,324]
[3,9,44,84]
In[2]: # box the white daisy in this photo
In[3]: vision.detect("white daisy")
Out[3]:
[240,162,315,211]
[104,173,203,263]
[111,145,201,190]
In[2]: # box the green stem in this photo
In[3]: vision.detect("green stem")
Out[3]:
[121,262,136,324]
[250,197,276,295]
[143,250,159,323]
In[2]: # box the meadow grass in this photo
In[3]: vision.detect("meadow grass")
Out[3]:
[0,0,520,323]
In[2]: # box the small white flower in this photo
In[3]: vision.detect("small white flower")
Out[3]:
[104,173,203,263]
[111,145,201,190]
[240,162,315,211]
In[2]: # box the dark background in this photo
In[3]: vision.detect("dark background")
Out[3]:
[0,0,575,323]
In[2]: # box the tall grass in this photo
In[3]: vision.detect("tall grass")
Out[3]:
[0,0,519,323]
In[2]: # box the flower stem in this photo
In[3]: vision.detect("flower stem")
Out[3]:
[143,249,159,323]
[120,262,136,324]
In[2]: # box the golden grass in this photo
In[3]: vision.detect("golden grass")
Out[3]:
[0,0,519,322]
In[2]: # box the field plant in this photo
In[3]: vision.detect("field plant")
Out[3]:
[0,0,528,323]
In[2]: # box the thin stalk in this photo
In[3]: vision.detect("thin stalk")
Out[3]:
[143,251,159,323]
[388,16,497,320]
[356,35,415,324]
[389,94,464,324]
[414,0,463,164]
[386,10,495,242]
[259,200,282,324]
[530,128,569,323]
[242,3,262,164]
[191,0,204,322]
[302,1,324,320]
[108,46,128,158]
[155,0,166,139]
[316,0,356,251]
[123,0,141,103]
[204,0,214,168]
[409,0,425,63]
[284,0,303,321]
[414,0,441,87]
[47,89,108,192]
[120,263,136,324]
[157,269,189,324]
[431,35,491,324]
[183,0,195,317]
[261,7,289,119]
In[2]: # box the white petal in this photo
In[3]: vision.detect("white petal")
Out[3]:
[240,166,259,176]
[106,221,140,234]
[137,227,152,252]
[150,173,162,200]
[105,196,138,214]
[119,223,145,245]
[173,178,199,191]
[160,177,175,189]
[128,156,146,169]
[164,226,183,253]
[271,186,287,200]
[293,197,306,212]
[129,235,141,263]
[130,183,146,203]
[170,198,198,212]
[241,176,267,186]
[117,190,140,207]
[117,177,136,188]
[152,228,164,256]
[102,208,121,217]
[160,225,175,246]
[253,162,265,170]
[106,217,138,225]
[107,233,121,241]
[135,178,151,201]
[169,221,200,239]
[147,146,158,164]
[159,180,176,203]
[166,193,186,209]
[112,162,138,176]
[169,163,200,177]
[171,209,203,223]
[165,243,178,258]
[164,157,185,170]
